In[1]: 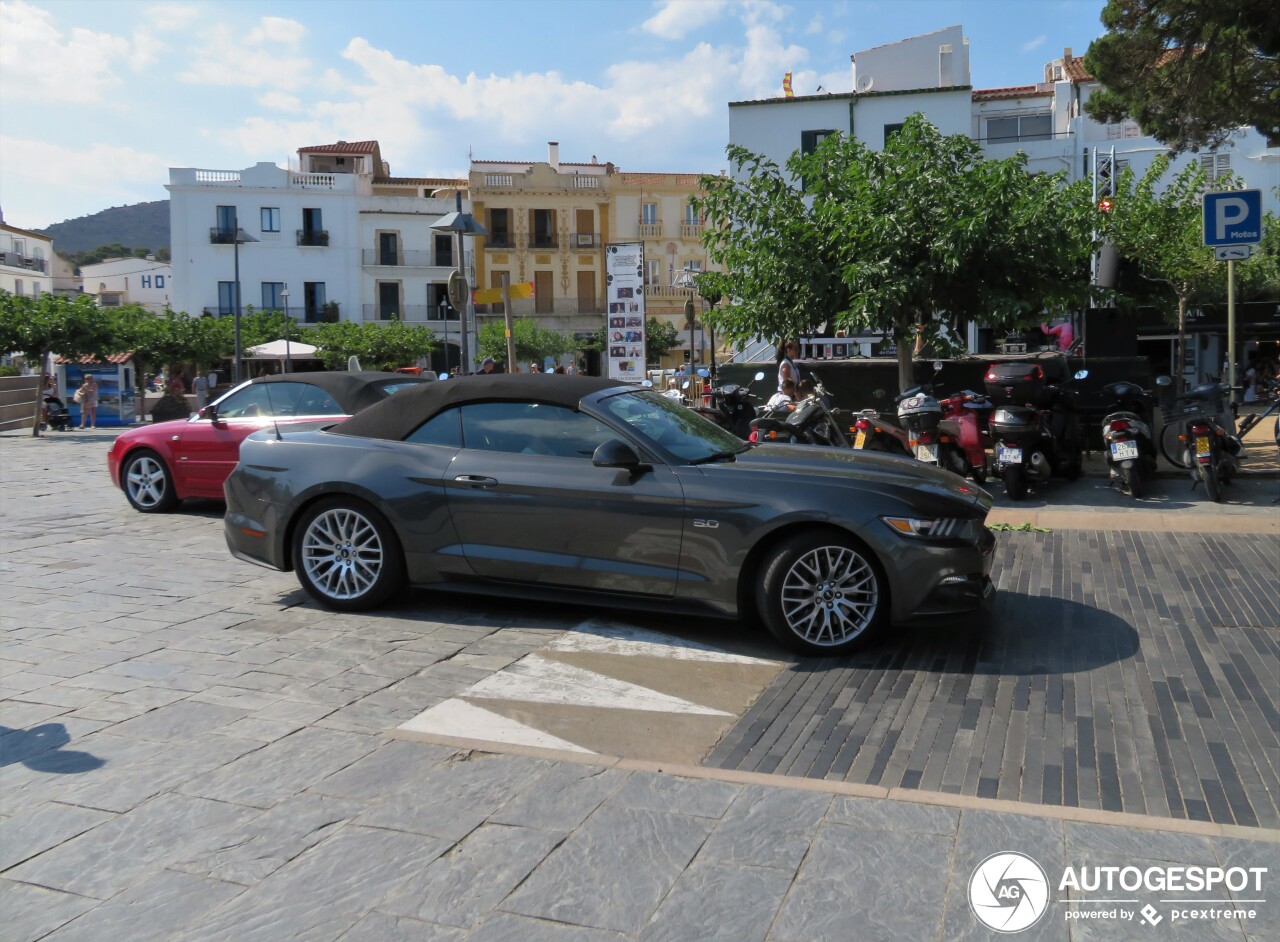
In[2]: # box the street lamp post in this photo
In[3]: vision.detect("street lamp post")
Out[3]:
[229,223,259,385]
[431,190,488,373]
[282,287,291,374]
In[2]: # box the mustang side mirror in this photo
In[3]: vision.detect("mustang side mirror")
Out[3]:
[592,439,650,472]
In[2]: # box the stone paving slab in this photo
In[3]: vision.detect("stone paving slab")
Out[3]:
[3,429,1279,941]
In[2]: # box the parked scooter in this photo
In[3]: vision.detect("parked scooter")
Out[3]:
[749,374,848,447]
[1100,381,1157,498]
[1155,376,1241,503]
[697,371,767,439]
[850,407,911,456]
[985,359,1087,500]
[883,362,991,482]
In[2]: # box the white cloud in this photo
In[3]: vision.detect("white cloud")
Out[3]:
[0,135,171,227]
[643,0,729,40]
[179,18,310,89]
[0,0,134,102]
[257,91,302,112]
[145,3,200,32]
[805,15,824,36]
[1022,35,1046,54]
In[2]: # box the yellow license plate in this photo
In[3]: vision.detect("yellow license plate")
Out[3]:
[1195,437,1211,456]
[854,431,867,449]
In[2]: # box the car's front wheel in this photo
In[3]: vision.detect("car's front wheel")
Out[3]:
[292,498,404,610]
[122,450,179,513]
[756,532,888,655]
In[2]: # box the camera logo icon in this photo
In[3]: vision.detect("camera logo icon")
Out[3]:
[969,851,1050,932]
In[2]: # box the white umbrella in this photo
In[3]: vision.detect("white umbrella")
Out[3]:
[244,339,318,359]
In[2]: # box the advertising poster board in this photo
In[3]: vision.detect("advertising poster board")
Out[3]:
[62,362,136,427]
[605,242,646,383]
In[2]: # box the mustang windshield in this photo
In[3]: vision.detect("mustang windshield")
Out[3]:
[597,389,748,463]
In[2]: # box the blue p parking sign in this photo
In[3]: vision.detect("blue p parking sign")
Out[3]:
[1203,190,1262,247]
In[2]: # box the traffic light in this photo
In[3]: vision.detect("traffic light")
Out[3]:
[1097,198,1114,213]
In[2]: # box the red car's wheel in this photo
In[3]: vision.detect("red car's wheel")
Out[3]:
[121,450,179,513]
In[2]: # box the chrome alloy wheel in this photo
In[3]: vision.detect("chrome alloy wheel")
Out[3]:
[300,507,385,601]
[125,455,168,508]
[779,545,879,646]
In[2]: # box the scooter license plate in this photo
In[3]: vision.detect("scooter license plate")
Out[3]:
[1195,437,1211,456]
[914,443,939,463]
[854,430,867,449]
[1110,440,1139,461]
[998,445,1022,465]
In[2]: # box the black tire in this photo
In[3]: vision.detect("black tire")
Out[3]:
[1201,462,1221,503]
[1121,465,1144,499]
[756,532,888,655]
[292,498,405,611]
[1160,422,1189,469]
[121,449,179,513]
[1002,465,1027,501]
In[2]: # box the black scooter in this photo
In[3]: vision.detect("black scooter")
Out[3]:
[987,366,1088,500]
[1100,381,1157,498]
[1156,377,1241,503]
[696,371,766,439]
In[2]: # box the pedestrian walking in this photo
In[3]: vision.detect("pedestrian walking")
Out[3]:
[193,371,209,410]
[74,375,98,428]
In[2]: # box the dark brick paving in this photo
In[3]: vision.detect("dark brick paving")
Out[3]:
[707,530,1280,828]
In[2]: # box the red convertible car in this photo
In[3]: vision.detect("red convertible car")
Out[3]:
[107,371,430,512]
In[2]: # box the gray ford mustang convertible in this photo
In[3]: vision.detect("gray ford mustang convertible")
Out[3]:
[224,374,995,655]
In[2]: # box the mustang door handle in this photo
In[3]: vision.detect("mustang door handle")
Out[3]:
[453,474,498,488]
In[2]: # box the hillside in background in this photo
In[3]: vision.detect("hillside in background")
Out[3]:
[38,200,169,256]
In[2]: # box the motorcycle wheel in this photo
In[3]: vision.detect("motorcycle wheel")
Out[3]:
[1121,465,1143,499]
[1201,462,1221,503]
[1002,465,1027,501]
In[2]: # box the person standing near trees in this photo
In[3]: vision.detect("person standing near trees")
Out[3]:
[75,374,98,428]
[193,371,209,410]
[777,340,802,393]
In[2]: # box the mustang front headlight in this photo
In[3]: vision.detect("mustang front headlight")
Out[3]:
[881,516,974,541]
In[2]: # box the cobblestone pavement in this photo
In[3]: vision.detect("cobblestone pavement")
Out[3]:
[2,431,1277,942]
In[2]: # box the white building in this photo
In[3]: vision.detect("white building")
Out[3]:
[80,256,173,313]
[167,141,472,368]
[0,217,53,299]
[729,26,1279,214]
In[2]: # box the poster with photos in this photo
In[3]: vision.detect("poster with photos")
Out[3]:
[605,242,645,382]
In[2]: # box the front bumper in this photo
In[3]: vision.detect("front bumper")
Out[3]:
[890,523,996,621]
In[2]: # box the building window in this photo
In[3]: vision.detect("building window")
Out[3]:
[260,207,280,232]
[304,282,327,321]
[262,282,285,310]
[683,203,699,225]
[645,259,661,287]
[800,130,836,155]
[14,279,23,296]
[218,281,235,315]
[883,123,905,142]
[216,205,237,237]
[1200,153,1231,182]
[986,113,1052,144]
[641,202,658,226]
[435,233,454,267]
[488,209,511,247]
[531,209,557,248]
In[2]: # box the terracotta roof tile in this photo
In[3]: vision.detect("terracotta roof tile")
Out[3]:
[973,85,1053,101]
[373,177,468,187]
[616,172,705,186]
[57,352,133,365]
[1064,56,1093,83]
[298,140,380,154]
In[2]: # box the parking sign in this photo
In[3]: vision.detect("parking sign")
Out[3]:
[1203,190,1262,246]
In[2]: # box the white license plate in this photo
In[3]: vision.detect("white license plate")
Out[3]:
[1109,440,1139,461]
[914,443,939,463]
[998,445,1022,465]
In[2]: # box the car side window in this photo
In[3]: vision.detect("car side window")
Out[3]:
[216,382,315,419]
[460,402,613,458]
[294,384,345,415]
[405,408,462,448]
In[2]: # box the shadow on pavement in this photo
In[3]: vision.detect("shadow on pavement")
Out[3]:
[0,724,106,774]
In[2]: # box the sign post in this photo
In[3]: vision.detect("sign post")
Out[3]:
[1203,189,1262,395]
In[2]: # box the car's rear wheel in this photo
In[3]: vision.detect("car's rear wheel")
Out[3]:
[293,498,404,610]
[122,450,178,513]
[756,532,887,655]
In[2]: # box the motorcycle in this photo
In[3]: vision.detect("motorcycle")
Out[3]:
[1100,381,1157,498]
[985,359,1087,500]
[696,371,767,439]
[1156,376,1241,503]
[749,374,848,447]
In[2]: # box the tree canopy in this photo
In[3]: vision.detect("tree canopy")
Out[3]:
[476,318,573,366]
[694,115,1096,388]
[1083,0,1280,152]
[307,319,436,372]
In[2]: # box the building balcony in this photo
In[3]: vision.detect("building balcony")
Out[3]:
[296,229,330,247]
[680,223,704,239]
[484,235,515,249]
[209,227,238,244]
[639,223,663,238]
[569,233,600,250]
[360,304,458,323]
[526,234,559,250]
[361,249,440,267]
[475,297,606,318]
[0,252,48,272]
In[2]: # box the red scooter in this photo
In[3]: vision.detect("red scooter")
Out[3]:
[937,390,992,483]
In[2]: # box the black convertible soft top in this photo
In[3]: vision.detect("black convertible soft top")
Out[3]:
[331,373,628,441]
[241,371,429,415]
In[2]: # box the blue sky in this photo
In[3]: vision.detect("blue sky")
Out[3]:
[1,0,1110,231]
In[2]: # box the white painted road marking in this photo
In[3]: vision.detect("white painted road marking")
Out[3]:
[550,618,786,665]
[399,698,595,753]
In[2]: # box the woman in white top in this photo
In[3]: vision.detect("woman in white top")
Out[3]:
[777,340,801,392]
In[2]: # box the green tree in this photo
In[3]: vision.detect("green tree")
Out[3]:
[1083,0,1280,152]
[587,316,681,364]
[308,320,435,372]
[477,318,573,367]
[695,116,1096,390]
[0,293,116,436]
[1235,214,1280,303]
[110,306,229,418]
[1098,156,1226,390]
